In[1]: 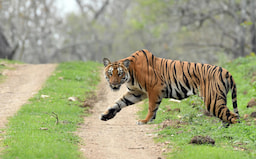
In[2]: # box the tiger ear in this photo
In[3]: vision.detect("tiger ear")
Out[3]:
[123,59,130,68]
[103,58,111,67]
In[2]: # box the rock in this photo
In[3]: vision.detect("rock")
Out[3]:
[189,135,215,145]
[166,108,181,113]
[169,99,181,103]
[41,94,50,98]
[247,98,256,108]
[250,112,256,118]
[68,96,76,101]
[40,127,48,130]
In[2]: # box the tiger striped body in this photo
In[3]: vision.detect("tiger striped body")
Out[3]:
[101,49,239,126]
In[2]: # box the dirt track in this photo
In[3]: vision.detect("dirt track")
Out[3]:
[0,64,164,159]
[77,73,164,159]
[0,64,57,129]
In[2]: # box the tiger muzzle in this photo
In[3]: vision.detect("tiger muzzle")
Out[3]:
[110,84,121,91]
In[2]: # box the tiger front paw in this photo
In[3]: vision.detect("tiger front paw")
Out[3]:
[100,108,120,121]
[136,119,148,125]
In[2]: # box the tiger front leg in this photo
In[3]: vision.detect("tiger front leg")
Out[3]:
[137,93,162,125]
[100,105,121,121]
[100,91,147,121]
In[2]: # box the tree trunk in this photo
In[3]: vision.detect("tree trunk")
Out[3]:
[251,0,256,53]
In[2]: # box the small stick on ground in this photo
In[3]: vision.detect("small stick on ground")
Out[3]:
[51,112,59,125]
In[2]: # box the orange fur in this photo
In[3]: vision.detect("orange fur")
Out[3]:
[101,50,239,126]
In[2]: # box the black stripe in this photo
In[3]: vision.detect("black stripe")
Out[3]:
[141,50,149,91]
[226,109,231,122]
[212,94,217,116]
[225,72,229,78]
[233,101,237,109]
[168,84,172,98]
[230,76,234,89]
[132,94,142,98]
[217,84,226,98]
[155,101,162,105]
[141,50,149,65]
[192,69,200,84]
[173,75,179,88]
[187,62,192,79]
[153,107,159,112]
[122,97,134,105]
[180,83,188,98]
[173,62,177,75]
[207,65,211,70]
[161,59,164,67]
[176,90,182,100]
[183,72,190,89]
[131,70,135,85]
[192,87,196,95]
[127,87,134,91]
[212,65,217,71]
[217,107,225,119]
[219,71,225,86]
[116,103,121,111]
[207,93,212,112]
[138,83,142,90]
[151,54,155,65]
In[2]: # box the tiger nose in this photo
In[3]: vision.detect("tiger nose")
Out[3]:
[111,81,119,85]
[111,79,119,85]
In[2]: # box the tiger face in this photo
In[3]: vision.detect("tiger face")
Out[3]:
[103,58,130,91]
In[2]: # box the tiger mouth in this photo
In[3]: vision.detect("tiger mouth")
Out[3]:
[110,84,121,91]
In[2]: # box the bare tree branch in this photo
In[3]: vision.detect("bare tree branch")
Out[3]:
[93,0,109,21]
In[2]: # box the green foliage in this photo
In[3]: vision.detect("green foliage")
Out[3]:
[138,56,256,159]
[1,61,101,159]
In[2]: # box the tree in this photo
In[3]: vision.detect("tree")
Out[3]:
[0,26,18,59]
[174,0,256,58]
[132,0,256,62]
[0,0,62,63]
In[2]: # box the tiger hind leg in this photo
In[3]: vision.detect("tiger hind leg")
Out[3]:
[214,98,239,126]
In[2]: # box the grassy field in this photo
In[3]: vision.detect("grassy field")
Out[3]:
[139,55,256,159]
[1,61,101,159]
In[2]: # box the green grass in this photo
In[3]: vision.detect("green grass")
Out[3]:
[1,61,101,159]
[138,55,256,159]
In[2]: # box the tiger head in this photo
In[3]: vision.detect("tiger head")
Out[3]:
[103,58,130,91]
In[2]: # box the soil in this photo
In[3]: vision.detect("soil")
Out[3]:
[189,135,215,145]
[0,64,164,159]
[77,73,164,159]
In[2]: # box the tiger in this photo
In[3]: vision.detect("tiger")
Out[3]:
[100,49,239,126]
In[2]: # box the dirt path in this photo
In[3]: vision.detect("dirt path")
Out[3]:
[0,64,57,129]
[77,73,164,159]
[0,64,164,159]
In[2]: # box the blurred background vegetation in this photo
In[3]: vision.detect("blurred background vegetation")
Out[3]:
[0,0,255,64]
